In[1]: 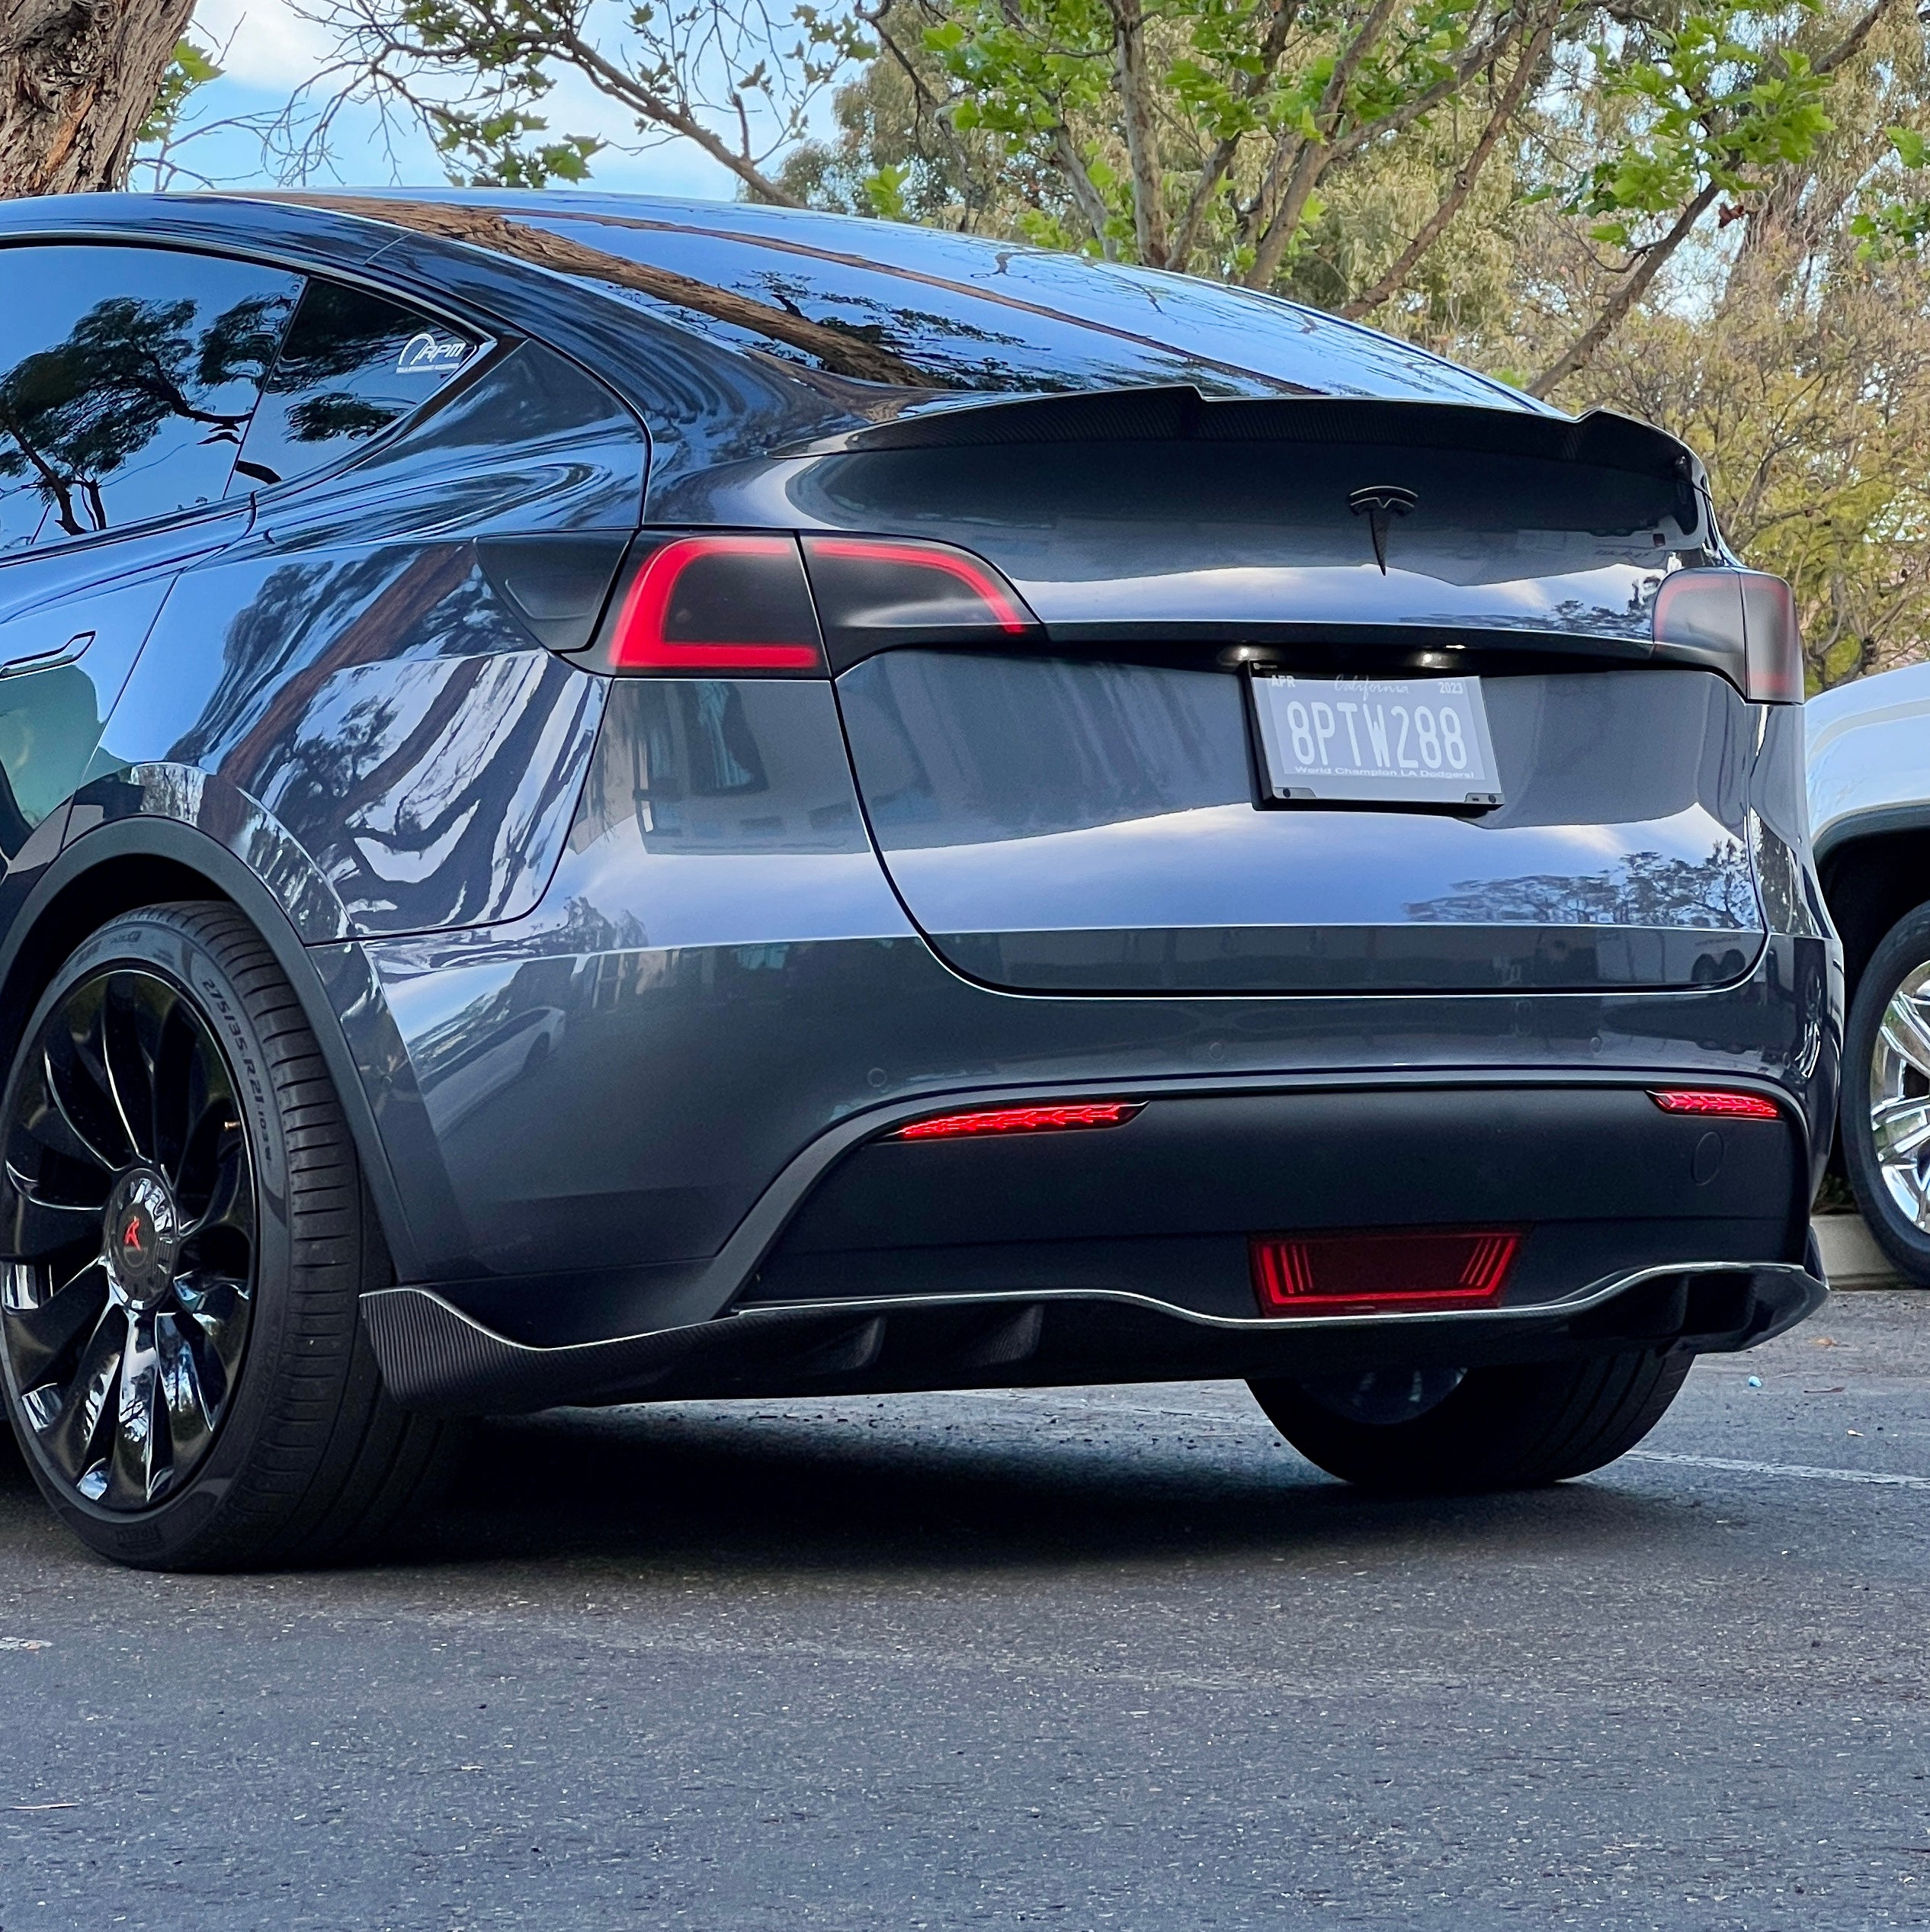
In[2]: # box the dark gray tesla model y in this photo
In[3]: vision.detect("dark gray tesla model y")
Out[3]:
[0,191,1836,1568]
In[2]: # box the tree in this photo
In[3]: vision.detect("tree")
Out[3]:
[277,0,870,197]
[0,0,197,194]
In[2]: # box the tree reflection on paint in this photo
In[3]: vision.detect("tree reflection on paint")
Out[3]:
[0,290,290,537]
[1405,840,1757,929]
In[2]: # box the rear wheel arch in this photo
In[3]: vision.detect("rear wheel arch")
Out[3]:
[1816,817,1930,1013]
[0,818,423,1282]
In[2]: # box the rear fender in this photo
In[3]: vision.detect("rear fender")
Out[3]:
[0,813,434,1281]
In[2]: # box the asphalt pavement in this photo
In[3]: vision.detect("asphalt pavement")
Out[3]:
[2,1291,1928,1930]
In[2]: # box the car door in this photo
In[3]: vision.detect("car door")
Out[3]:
[0,242,303,861]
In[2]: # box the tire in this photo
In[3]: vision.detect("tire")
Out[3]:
[0,901,463,1570]
[1841,901,1930,1285]
[1249,1350,1693,1493]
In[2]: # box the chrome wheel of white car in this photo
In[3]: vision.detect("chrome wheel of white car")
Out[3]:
[1869,963,1930,1231]
[1844,904,1930,1284]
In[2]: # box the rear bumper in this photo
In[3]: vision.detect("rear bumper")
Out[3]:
[364,1259,1826,1417]
[359,1071,1824,1416]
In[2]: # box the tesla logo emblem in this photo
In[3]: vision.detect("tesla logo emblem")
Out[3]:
[1349,485,1418,575]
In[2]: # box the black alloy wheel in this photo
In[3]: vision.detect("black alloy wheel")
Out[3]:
[0,902,462,1570]
[1,964,255,1510]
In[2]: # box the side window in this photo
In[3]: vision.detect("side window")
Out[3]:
[231,281,480,490]
[0,243,301,548]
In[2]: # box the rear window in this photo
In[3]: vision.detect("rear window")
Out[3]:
[309,194,1540,409]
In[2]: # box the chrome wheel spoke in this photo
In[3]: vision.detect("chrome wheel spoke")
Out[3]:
[1880,990,1930,1083]
[1872,1094,1930,1163]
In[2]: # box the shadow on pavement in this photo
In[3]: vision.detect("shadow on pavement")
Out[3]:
[402,1394,1688,1577]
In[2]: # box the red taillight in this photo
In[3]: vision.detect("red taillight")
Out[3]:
[800,534,1038,659]
[1649,1089,1781,1119]
[1251,1228,1521,1317]
[1652,567,1802,703]
[887,1100,1143,1142]
[604,534,825,673]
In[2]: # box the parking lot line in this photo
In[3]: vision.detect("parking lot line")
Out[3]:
[949,1390,1930,1489]
[1624,1449,1930,1488]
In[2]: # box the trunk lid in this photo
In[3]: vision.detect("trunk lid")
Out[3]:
[836,654,1762,995]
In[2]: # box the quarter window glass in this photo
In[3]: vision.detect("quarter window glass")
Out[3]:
[231,281,479,489]
[0,244,300,547]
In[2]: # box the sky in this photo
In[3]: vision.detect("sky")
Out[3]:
[145,0,749,198]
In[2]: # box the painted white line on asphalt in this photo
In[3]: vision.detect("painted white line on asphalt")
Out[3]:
[956,1391,1930,1491]
[1625,1450,1930,1490]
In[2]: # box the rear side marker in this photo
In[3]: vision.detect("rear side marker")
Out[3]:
[1251,1228,1521,1317]
[887,1101,1144,1142]
[1649,1089,1781,1119]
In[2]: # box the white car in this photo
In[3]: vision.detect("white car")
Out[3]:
[1808,663,1930,1279]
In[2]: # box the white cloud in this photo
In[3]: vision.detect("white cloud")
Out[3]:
[191,0,338,91]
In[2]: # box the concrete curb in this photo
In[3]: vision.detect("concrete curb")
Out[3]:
[1813,1213,1914,1290]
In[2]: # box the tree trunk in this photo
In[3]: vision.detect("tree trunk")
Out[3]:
[0,0,193,197]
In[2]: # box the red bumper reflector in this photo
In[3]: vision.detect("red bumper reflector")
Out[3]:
[1251,1228,1521,1317]
[1649,1089,1781,1119]
[888,1101,1143,1142]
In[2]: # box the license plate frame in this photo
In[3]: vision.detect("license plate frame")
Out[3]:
[1248,672,1505,808]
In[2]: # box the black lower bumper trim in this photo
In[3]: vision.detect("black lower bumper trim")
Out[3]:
[364,1262,1826,1418]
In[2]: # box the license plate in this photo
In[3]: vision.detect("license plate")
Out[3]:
[1249,673,1503,807]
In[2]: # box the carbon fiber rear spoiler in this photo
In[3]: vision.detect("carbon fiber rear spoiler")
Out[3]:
[798,384,1704,490]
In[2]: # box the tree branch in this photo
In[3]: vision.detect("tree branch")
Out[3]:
[1528,179,1722,399]
[550,23,805,204]
[1050,124,1119,252]
[1107,0,1169,264]
[1242,0,1403,287]
[1812,0,1900,76]
[1340,15,1553,320]
[1166,0,1302,270]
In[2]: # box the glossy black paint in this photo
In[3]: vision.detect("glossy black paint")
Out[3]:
[0,191,1839,1414]
[88,338,644,939]
[838,655,1760,993]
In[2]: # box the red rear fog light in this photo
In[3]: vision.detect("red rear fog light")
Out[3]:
[1649,1089,1781,1119]
[887,1101,1143,1141]
[1251,1228,1521,1317]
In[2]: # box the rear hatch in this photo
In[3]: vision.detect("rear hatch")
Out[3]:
[821,394,1764,995]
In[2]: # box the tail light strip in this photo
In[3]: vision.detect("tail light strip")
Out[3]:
[886,1101,1143,1141]
[584,531,1041,676]
[1649,1089,1781,1119]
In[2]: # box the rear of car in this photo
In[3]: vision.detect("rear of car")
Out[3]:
[323,200,1834,1426]
[0,191,1835,1568]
